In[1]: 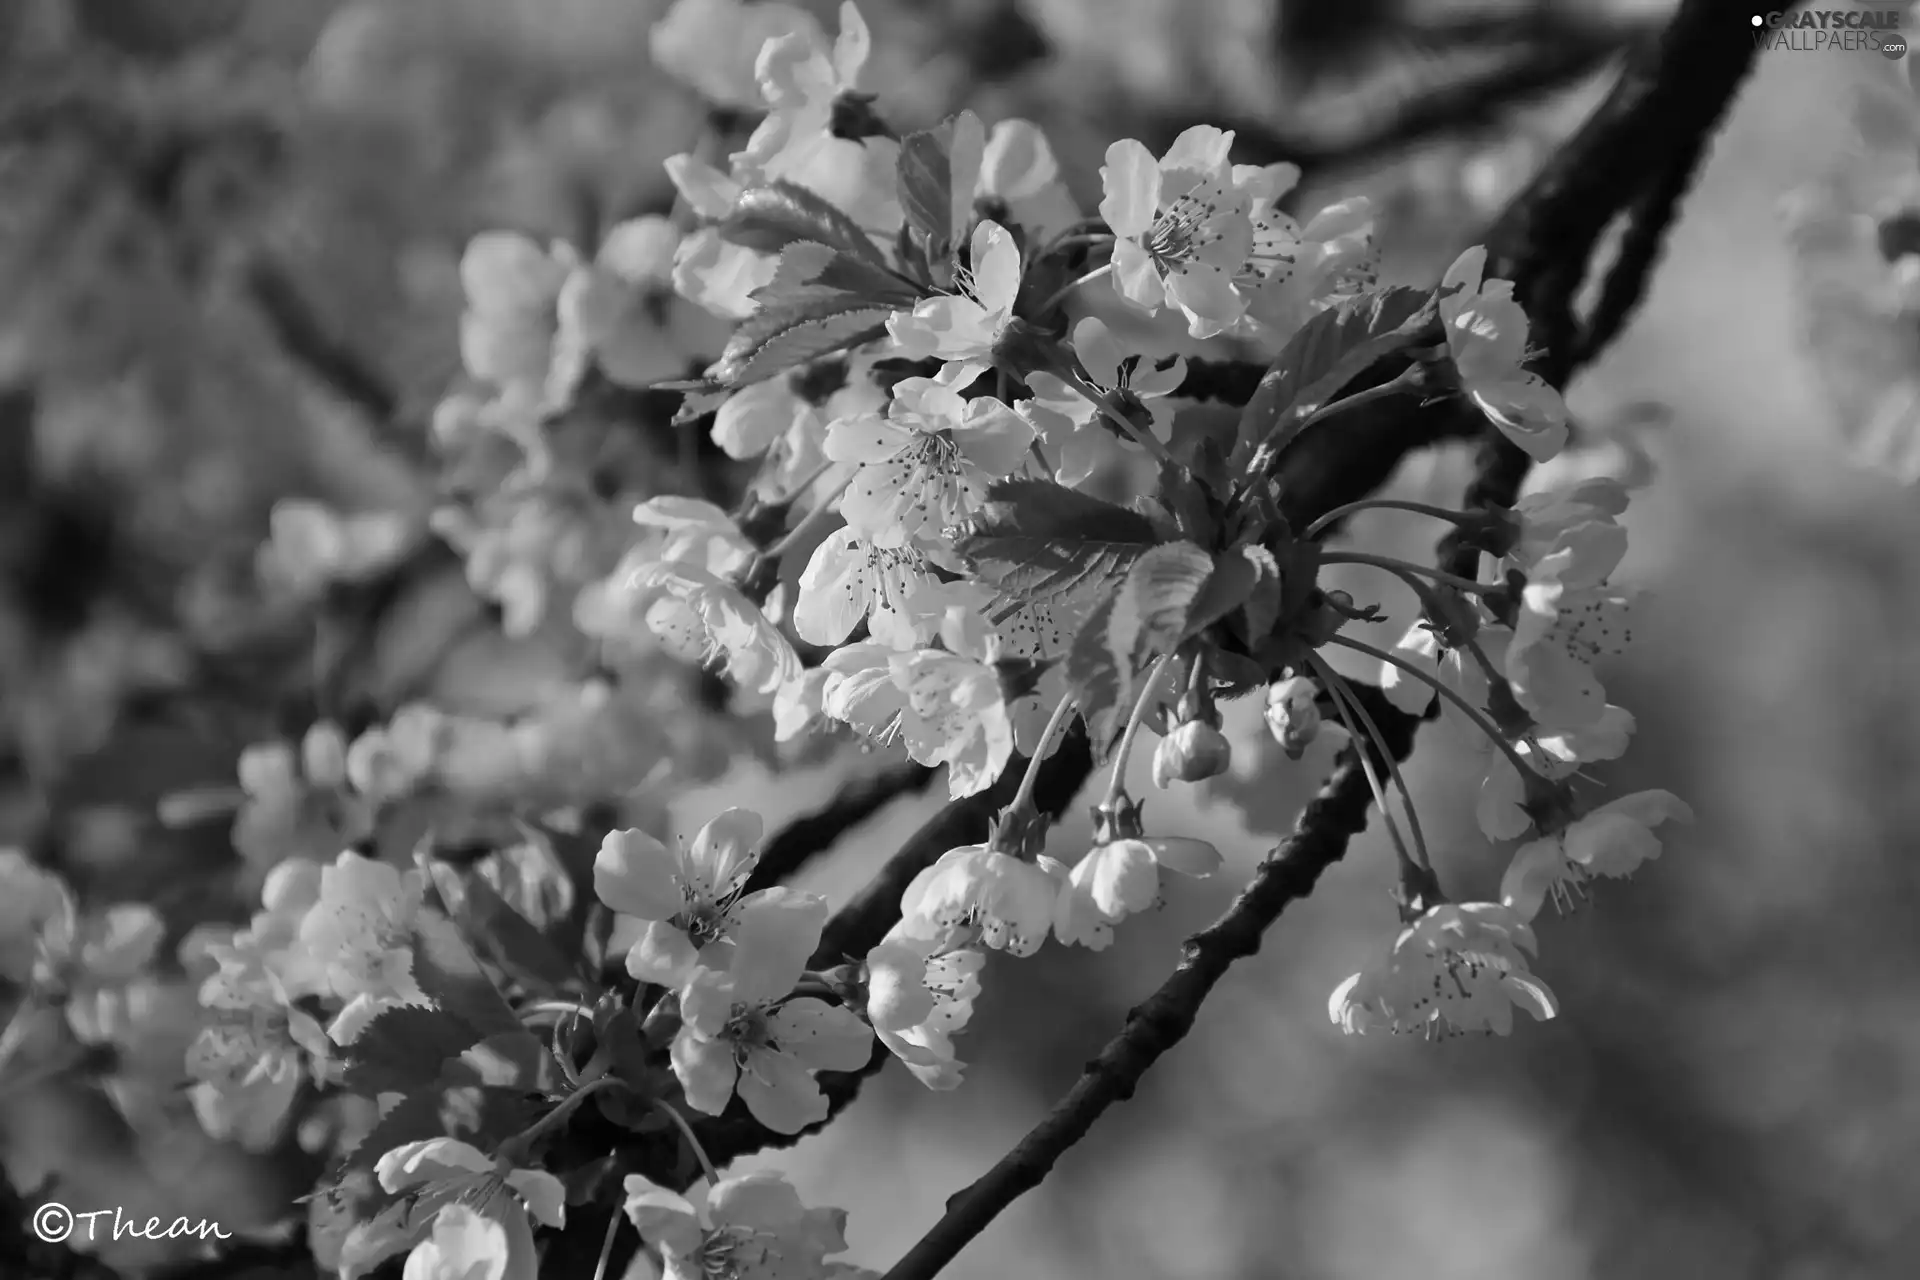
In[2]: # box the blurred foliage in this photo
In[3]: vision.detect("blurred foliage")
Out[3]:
[2,1,1917,1278]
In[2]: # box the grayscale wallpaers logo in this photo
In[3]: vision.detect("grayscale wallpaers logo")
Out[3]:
[1751,10,1906,58]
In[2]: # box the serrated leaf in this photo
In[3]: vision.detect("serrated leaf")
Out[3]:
[425,857,579,992]
[1235,286,1438,469]
[411,895,523,1041]
[336,1083,543,1178]
[898,125,956,247]
[721,181,887,265]
[1236,545,1284,645]
[725,309,893,388]
[1156,460,1215,542]
[1105,542,1216,676]
[1187,548,1261,639]
[338,1004,485,1096]
[957,479,1165,608]
[708,242,927,389]
[897,111,986,256]
[1065,593,1125,758]
[442,1030,564,1093]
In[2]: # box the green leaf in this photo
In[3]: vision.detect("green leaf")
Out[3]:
[425,856,580,992]
[707,242,924,389]
[328,1083,544,1277]
[1187,547,1261,639]
[1105,542,1216,675]
[720,181,887,265]
[1234,285,1438,468]
[897,124,956,247]
[1235,545,1284,646]
[1065,593,1125,758]
[956,479,1166,608]
[897,111,986,256]
[338,1004,485,1096]
[411,896,523,1041]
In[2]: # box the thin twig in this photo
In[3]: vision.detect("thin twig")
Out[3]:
[741,760,938,895]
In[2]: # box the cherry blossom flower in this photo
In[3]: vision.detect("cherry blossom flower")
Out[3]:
[1099,125,1254,336]
[1501,790,1693,920]
[1053,827,1222,951]
[623,1170,865,1280]
[594,809,804,987]
[1152,719,1232,787]
[1265,675,1322,759]
[458,232,584,417]
[231,723,376,866]
[297,851,429,1020]
[368,1139,566,1280]
[557,216,716,389]
[1476,704,1636,841]
[258,500,413,599]
[617,561,802,696]
[671,892,873,1132]
[1440,245,1570,461]
[887,220,1022,370]
[186,946,332,1151]
[733,3,901,232]
[649,0,822,109]
[1499,477,1631,589]
[977,119,1081,241]
[1018,317,1183,486]
[1229,163,1380,338]
[0,849,75,985]
[664,154,779,320]
[399,1203,509,1280]
[1505,572,1637,730]
[1329,902,1558,1038]
[794,529,956,649]
[825,376,1033,548]
[863,931,985,1089]
[895,843,1069,957]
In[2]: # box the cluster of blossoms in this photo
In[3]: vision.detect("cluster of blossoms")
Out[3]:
[0,2,1692,1276]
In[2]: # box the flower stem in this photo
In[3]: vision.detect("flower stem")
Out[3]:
[590,1194,625,1280]
[1318,550,1498,597]
[1303,498,1479,541]
[1245,363,1425,482]
[1069,378,1177,469]
[503,1075,622,1159]
[766,467,855,558]
[655,1100,721,1185]
[1008,691,1079,819]
[1326,634,1537,781]
[1312,656,1431,873]
[1038,263,1113,317]
[1307,655,1414,873]
[1104,654,1175,807]
[1035,227,1114,260]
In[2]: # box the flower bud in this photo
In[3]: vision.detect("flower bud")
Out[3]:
[1152,720,1232,788]
[1264,676,1321,760]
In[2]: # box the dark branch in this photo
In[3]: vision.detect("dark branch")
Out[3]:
[881,687,1416,1280]
[1438,0,1761,579]
[881,1,1760,1272]
[1220,12,1643,174]
[741,760,939,896]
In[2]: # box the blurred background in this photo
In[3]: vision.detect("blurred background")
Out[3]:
[4,0,1919,1277]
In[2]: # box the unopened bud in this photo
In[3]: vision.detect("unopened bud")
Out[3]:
[1264,676,1321,760]
[1152,720,1232,788]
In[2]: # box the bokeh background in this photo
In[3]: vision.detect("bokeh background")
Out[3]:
[3,0,1919,1277]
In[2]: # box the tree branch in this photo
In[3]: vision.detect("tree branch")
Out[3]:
[881,686,1416,1280]
[1437,0,1761,579]
[740,760,938,896]
[880,2,1760,1272]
